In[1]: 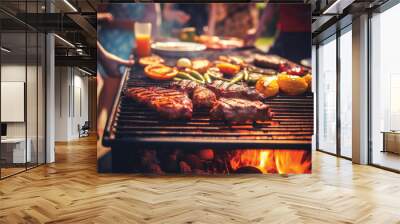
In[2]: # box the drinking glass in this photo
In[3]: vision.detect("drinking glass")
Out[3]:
[134,22,152,58]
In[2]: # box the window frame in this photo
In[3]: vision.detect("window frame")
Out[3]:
[367,0,400,173]
[315,23,353,160]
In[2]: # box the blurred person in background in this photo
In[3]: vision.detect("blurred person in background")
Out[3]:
[97,3,159,125]
[253,4,311,62]
[97,4,160,171]
[162,3,209,36]
[98,3,160,36]
[207,3,258,40]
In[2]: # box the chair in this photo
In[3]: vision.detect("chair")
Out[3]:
[79,121,90,138]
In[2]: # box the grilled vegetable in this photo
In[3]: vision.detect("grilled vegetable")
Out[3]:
[144,64,178,80]
[243,68,249,81]
[218,55,245,67]
[256,76,279,98]
[139,55,164,66]
[216,62,240,76]
[207,72,230,82]
[177,71,205,84]
[228,71,244,86]
[203,72,212,84]
[173,77,183,81]
[185,68,205,83]
[177,58,192,69]
[206,68,229,81]
[277,72,308,96]
[247,72,265,86]
[207,67,222,77]
[192,59,211,73]
[303,73,312,91]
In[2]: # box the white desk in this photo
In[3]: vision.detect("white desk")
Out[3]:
[1,138,31,163]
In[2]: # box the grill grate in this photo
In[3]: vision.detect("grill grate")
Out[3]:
[103,63,313,150]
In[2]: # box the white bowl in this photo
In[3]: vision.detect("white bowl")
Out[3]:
[151,41,206,57]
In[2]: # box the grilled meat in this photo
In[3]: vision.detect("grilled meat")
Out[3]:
[171,79,217,108]
[247,65,277,76]
[192,86,217,108]
[210,98,272,123]
[170,79,200,95]
[126,87,193,120]
[253,54,285,70]
[207,80,264,101]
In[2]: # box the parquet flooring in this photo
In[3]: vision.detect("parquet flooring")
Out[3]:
[1,136,400,223]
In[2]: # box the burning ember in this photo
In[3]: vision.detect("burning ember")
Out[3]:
[229,150,311,174]
[135,148,311,174]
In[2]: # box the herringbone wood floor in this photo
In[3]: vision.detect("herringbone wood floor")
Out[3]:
[1,136,400,224]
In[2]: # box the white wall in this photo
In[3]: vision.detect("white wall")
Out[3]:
[1,64,41,138]
[1,63,45,163]
[54,66,89,141]
[55,66,70,141]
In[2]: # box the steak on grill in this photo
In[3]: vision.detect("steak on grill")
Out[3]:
[171,79,217,108]
[126,87,193,120]
[170,79,200,95]
[192,86,217,108]
[207,80,264,101]
[210,98,272,123]
[253,54,285,70]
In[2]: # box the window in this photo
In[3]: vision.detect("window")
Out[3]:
[317,37,337,154]
[0,1,47,179]
[370,3,400,171]
[339,28,352,158]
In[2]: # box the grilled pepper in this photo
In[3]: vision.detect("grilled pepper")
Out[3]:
[228,71,244,86]
[203,72,212,84]
[303,73,312,91]
[207,72,230,81]
[185,68,205,83]
[277,72,308,96]
[216,62,240,76]
[243,68,249,81]
[144,64,178,80]
[177,71,205,84]
[256,76,279,98]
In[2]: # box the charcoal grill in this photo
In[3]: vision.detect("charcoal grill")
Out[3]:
[103,50,314,152]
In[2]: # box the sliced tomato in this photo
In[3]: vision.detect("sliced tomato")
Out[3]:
[216,62,240,76]
[144,64,178,80]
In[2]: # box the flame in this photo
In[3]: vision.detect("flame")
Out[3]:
[274,150,311,174]
[229,150,311,174]
[230,150,276,173]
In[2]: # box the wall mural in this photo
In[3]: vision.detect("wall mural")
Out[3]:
[97,3,313,174]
